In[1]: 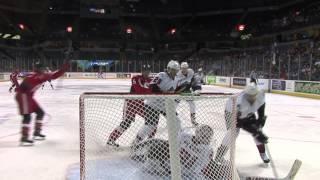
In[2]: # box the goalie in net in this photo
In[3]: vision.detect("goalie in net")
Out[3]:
[131,124,232,180]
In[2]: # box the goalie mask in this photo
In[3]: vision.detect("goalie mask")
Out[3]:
[167,60,180,77]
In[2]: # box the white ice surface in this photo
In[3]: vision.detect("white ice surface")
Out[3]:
[0,79,320,180]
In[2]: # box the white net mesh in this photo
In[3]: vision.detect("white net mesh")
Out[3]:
[80,93,240,180]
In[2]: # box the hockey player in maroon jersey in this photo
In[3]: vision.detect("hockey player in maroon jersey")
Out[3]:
[16,62,69,145]
[107,65,152,147]
[9,69,19,93]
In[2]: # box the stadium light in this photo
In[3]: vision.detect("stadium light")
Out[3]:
[126,27,132,34]
[18,24,25,30]
[237,24,246,31]
[170,28,176,35]
[66,26,73,33]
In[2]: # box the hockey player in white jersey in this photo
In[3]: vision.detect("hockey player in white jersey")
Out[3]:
[176,62,202,126]
[215,83,270,163]
[131,125,215,179]
[133,60,180,144]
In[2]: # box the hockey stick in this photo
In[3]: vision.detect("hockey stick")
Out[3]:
[266,144,280,178]
[241,159,302,180]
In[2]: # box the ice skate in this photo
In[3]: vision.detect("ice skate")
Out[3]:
[33,132,46,140]
[106,140,119,148]
[20,137,34,146]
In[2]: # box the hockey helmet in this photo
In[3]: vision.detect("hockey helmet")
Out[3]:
[167,60,180,71]
[244,82,259,96]
[181,62,189,69]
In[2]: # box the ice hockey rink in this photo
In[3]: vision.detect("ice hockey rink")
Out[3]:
[0,79,319,180]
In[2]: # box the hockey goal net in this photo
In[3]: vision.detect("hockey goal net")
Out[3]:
[80,92,240,180]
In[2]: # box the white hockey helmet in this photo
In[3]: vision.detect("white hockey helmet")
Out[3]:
[167,60,180,71]
[181,62,189,69]
[244,82,259,96]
